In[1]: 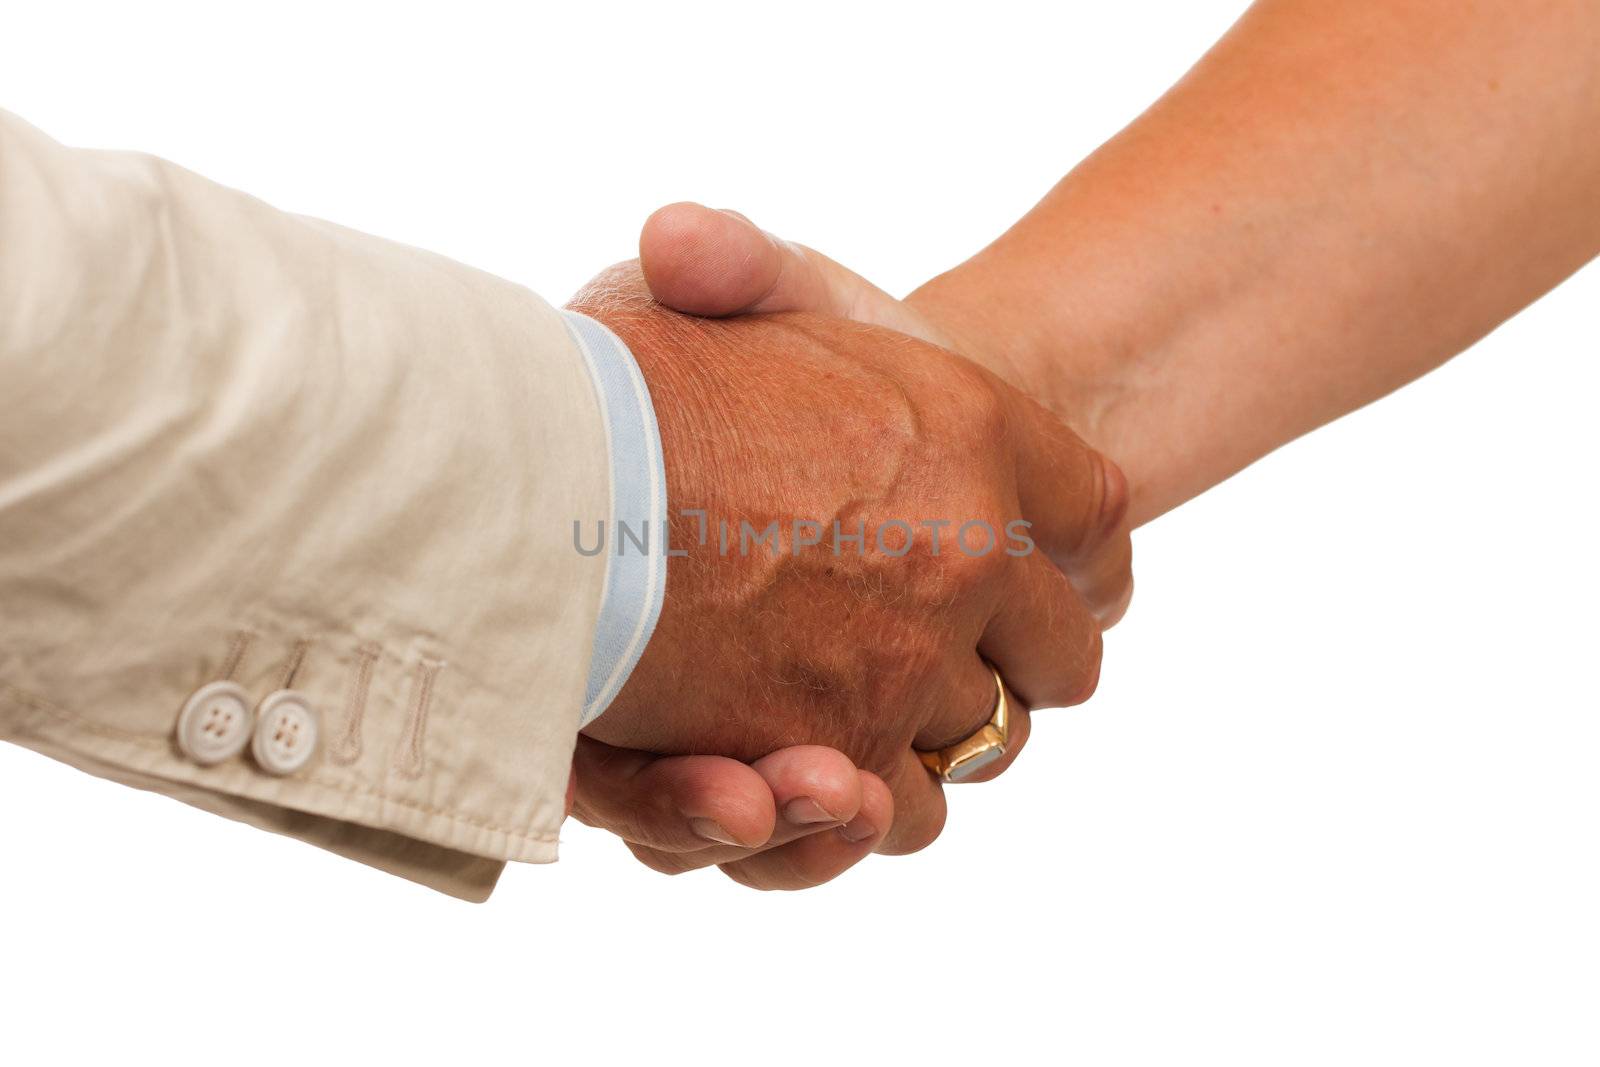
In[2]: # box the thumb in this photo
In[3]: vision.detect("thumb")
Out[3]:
[639,202,939,343]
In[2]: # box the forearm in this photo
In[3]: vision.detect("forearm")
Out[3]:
[908,0,1600,525]
[0,110,608,899]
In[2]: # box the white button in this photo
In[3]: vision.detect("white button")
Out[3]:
[251,690,319,776]
[176,681,254,765]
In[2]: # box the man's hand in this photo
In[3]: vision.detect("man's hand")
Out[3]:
[638,202,1134,622]
[568,263,1131,871]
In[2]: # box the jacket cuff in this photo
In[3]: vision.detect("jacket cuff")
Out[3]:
[0,109,611,901]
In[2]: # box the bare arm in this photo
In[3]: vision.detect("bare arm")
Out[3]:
[907,0,1600,523]
[641,0,1600,525]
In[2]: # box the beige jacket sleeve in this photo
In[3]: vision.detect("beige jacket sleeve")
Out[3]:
[0,111,611,901]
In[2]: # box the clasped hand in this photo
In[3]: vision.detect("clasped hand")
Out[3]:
[567,257,1131,889]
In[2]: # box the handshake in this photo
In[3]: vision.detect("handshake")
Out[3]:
[567,204,1134,889]
[15,0,1588,896]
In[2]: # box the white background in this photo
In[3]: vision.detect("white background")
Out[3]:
[3,1,1596,1063]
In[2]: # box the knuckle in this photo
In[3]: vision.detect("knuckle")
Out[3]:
[966,381,1009,442]
[938,519,1010,590]
[1061,629,1105,706]
[1029,593,1107,708]
[943,384,1010,461]
[928,357,1009,450]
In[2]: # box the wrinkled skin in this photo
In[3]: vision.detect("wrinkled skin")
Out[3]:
[569,264,1131,864]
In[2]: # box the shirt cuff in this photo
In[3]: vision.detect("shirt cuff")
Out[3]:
[561,310,668,727]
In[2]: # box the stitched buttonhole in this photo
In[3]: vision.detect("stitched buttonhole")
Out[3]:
[331,644,379,765]
[392,658,444,780]
[219,630,255,682]
[277,638,312,691]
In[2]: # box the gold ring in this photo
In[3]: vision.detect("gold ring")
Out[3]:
[916,666,1009,783]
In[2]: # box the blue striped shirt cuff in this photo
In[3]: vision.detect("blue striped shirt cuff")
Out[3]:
[561,310,668,727]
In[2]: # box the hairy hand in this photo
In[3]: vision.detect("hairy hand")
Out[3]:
[638,202,1132,605]
[568,263,1130,875]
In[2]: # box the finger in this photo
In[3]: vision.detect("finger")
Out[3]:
[624,745,866,874]
[1077,526,1135,628]
[639,202,932,339]
[718,770,894,891]
[570,736,775,852]
[915,655,1034,785]
[944,689,1031,785]
[981,551,1104,710]
[878,747,948,856]
[756,744,863,827]
[993,380,1135,624]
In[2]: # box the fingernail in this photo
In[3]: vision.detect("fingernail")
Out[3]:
[690,818,742,846]
[783,797,841,826]
[837,816,877,843]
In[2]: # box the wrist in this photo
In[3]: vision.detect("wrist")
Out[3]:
[909,267,1111,421]
[906,255,1155,498]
